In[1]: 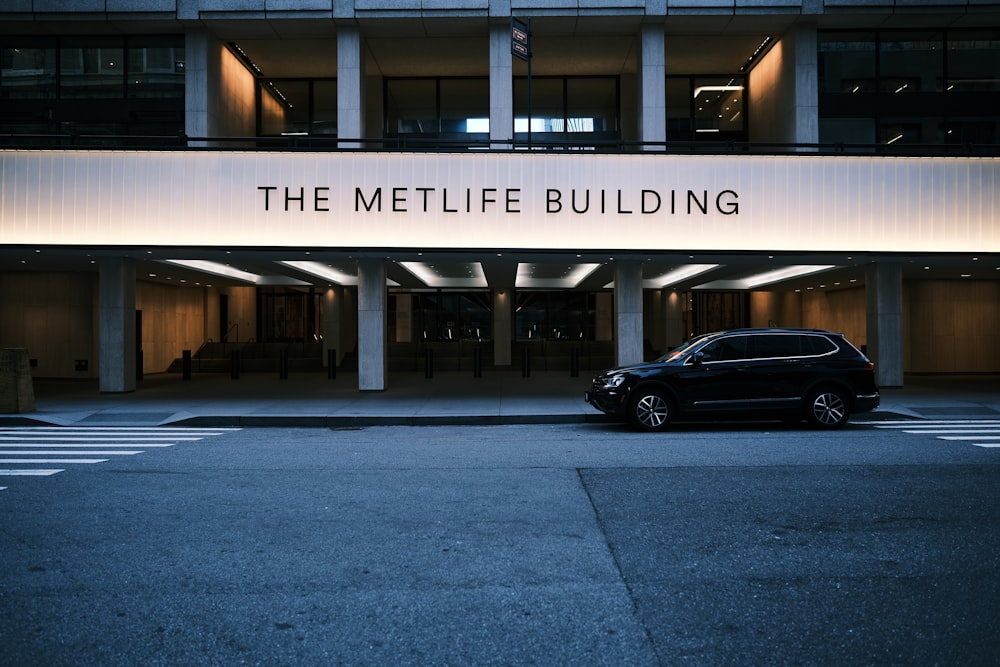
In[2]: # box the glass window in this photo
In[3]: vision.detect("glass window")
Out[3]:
[947,32,1000,92]
[1,39,57,99]
[312,80,337,135]
[666,77,693,140]
[386,79,437,134]
[261,80,309,135]
[60,38,124,99]
[700,336,749,362]
[818,32,876,94]
[127,38,184,99]
[440,78,488,134]
[566,78,616,133]
[516,77,564,133]
[879,32,944,93]
[692,77,745,135]
[751,334,801,359]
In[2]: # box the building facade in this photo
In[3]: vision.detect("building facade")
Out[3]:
[1,1,998,393]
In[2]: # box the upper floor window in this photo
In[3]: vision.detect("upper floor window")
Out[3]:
[819,29,1000,147]
[514,76,619,147]
[384,77,489,143]
[666,75,747,142]
[259,79,337,137]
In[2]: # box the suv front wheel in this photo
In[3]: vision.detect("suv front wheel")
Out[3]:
[628,388,673,432]
[805,386,850,429]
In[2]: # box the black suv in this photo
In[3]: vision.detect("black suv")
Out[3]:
[585,328,880,431]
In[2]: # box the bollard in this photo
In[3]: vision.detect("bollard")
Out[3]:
[425,349,434,379]
[182,349,192,381]
[570,348,580,378]
[522,348,531,378]
[473,346,482,378]
[327,348,337,379]
[279,348,289,379]
[231,349,241,380]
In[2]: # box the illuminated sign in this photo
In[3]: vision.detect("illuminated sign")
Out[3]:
[0,151,997,253]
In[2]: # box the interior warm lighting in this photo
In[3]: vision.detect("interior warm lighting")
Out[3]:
[162,260,262,284]
[644,264,719,288]
[695,265,837,289]
[399,262,488,288]
[693,85,744,98]
[279,261,356,285]
[516,263,601,288]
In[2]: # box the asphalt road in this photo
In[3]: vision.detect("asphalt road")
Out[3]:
[2,421,999,666]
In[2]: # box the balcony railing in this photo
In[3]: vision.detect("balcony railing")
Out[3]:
[1,133,998,157]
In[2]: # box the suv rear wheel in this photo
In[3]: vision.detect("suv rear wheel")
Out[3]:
[628,388,673,432]
[805,386,849,429]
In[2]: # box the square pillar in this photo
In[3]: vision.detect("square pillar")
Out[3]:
[615,261,644,366]
[322,286,343,368]
[493,288,512,366]
[357,259,386,391]
[98,258,136,394]
[639,23,666,148]
[489,20,514,148]
[866,262,904,387]
[338,25,365,149]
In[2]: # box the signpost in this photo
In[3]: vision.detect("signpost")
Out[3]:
[511,18,532,147]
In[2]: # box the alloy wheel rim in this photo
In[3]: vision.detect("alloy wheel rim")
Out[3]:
[813,392,846,425]
[637,395,668,428]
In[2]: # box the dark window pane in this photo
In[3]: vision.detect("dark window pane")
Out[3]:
[948,32,1000,92]
[127,39,184,99]
[440,78,488,134]
[1,40,57,99]
[61,39,124,99]
[386,79,437,134]
[312,80,337,135]
[818,32,876,94]
[879,32,944,93]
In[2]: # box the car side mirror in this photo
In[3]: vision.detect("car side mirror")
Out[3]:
[690,351,705,366]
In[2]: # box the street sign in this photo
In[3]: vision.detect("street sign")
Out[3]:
[511,18,530,61]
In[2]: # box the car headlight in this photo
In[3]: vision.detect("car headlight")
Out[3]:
[600,374,626,389]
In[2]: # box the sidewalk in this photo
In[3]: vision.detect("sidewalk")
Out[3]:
[2,371,999,427]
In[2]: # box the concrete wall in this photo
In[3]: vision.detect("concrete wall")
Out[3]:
[906,281,1000,373]
[0,273,97,379]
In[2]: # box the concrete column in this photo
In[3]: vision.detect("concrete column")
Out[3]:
[615,261,644,366]
[322,286,343,368]
[184,29,210,145]
[357,259,386,391]
[489,20,514,148]
[866,263,904,388]
[791,23,819,146]
[662,290,685,351]
[638,23,666,148]
[493,288,512,366]
[338,25,365,148]
[98,258,136,394]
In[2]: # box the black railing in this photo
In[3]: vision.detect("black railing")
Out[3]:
[1,133,998,157]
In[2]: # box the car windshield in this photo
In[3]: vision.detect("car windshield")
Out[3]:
[654,334,714,362]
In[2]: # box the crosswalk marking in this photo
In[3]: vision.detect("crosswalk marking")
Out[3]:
[0,459,107,464]
[861,419,1000,448]
[0,426,239,491]
[0,450,141,455]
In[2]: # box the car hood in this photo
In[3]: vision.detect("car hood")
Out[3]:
[598,361,666,376]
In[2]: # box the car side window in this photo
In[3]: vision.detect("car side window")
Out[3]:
[750,334,801,359]
[699,336,749,362]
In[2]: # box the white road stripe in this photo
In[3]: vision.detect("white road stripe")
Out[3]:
[939,435,1000,441]
[972,444,1000,448]
[0,469,63,476]
[0,442,175,448]
[0,450,141,455]
[0,436,202,441]
[0,427,240,432]
[901,429,1000,434]
[0,459,108,464]
[862,420,1000,427]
